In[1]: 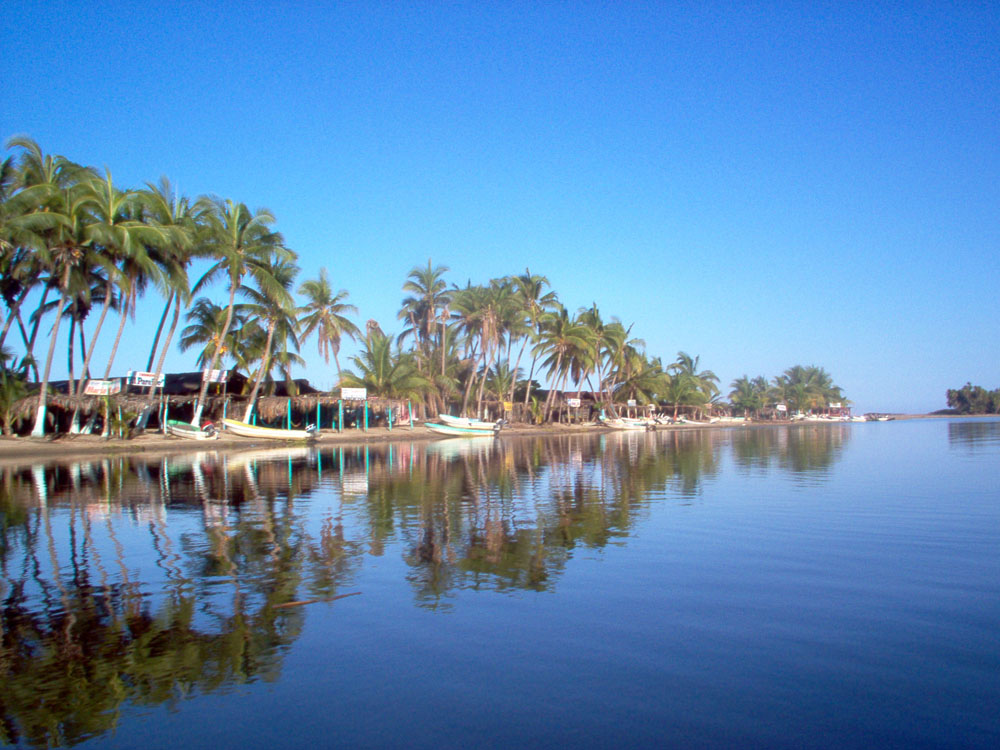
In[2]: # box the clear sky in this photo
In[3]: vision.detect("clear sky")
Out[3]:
[3,1,998,413]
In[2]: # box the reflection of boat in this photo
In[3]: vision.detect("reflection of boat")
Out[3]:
[425,421,500,437]
[225,446,314,468]
[438,414,500,431]
[222,418,318,441]
[166,420,218,440]
[425,437,493,458]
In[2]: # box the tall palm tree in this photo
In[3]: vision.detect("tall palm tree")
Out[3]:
[19,154,95,436]
[188,198,292,425]
[241,257,300,421]
[398,259,450,377]
[535,305,592,420]
[297,268,359,385]
[513,270,558,407]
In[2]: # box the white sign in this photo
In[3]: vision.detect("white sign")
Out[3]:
[566,398,581,408]
[84,379,121,396]
[128,370,165,387]
[341,387,367,400]
[627,399,637,407]
[202,368,228,383]
[776,403,787,412]
[830,402,842,408]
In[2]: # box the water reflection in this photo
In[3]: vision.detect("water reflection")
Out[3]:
[947,418,1000,451]
[0,424,851,746]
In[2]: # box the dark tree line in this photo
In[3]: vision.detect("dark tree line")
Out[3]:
[946,383,1000,414]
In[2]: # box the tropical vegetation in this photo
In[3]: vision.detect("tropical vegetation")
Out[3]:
[0,136,851,434]
[945,383,1000,414]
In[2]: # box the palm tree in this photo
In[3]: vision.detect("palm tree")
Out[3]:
[297,268,359,385]
[188,197,293,425]
[20,154,95,436]
[179,298,241,369]
[241,257,300,421]
[513,270,558,407]
[534,304,592,420]
[398,259,450,377]
[340,329,430,401]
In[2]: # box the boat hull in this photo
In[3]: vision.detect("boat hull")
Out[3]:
[166,420,218,440]
[222,418,318,441]
[425,422,498,437]
[437,414,498,430]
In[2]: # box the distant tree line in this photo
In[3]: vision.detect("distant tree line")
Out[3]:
[945,383,1000,414]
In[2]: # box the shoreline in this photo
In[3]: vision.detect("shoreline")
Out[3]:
[0,413,988,466]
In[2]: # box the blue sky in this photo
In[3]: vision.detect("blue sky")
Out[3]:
[3,1,998,413]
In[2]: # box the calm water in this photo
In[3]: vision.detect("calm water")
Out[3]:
[1,419,998,748]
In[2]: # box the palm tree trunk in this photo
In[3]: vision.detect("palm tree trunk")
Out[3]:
[0,286,31,351]
[243,321,276,422]
[191,285,237,425]
[102,295,132,379]
[24,285,51,382]
[523,352,539,407]
[31,272,71,437]
[73,281,114,410]
[137,295,182,431]
[146,292,174,371]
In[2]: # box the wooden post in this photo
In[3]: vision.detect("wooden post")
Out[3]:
[363,400,368,432]
[287,399,292,429]
[338,399,343,433]
[316,401,321,430]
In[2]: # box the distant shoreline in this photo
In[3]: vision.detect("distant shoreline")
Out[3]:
[1,413,995,466]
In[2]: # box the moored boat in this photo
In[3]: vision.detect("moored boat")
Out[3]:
[425,421,501,437]
[221,418,318,441]
[437,414,499,431]
[166,420,218,440]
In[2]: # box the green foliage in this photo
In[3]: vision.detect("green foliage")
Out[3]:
[946,383,1000,414]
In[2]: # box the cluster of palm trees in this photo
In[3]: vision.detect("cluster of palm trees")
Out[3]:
[729,366,847,418]
[1,136,848,435]
[340,261,730,420]
[0,137,358,435]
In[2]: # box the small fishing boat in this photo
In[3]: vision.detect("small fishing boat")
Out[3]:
[166,420,218,440]
[437,414,499,431]
[425,421,502,437]
[600,416,653,430]
[221,418,318,441]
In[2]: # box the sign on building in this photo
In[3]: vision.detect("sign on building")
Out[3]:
[84,379,122,396]
[127,370,165,388]
[341,387,367,400]
[202,369,229,383]
[566,398,581,408]
[627,399,637,407]
[776,403,787,412]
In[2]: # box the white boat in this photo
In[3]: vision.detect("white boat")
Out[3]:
[437,414,499,431]
[425,421,500,437]
[166,420,218,440]
[221,418,318,441]
[600,416,652,430]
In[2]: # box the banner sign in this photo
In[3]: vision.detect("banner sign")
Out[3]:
[503,401,513,412]
[84,379,121,396]
[627,399,637,407]
[341,387,367,400]
[776,403,787,412]
[830,402,842,408]
[127,370,165,388]
[202,369,229,384]
[566,398,581,408]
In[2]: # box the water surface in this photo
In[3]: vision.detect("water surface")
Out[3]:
[1,419,997,748]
